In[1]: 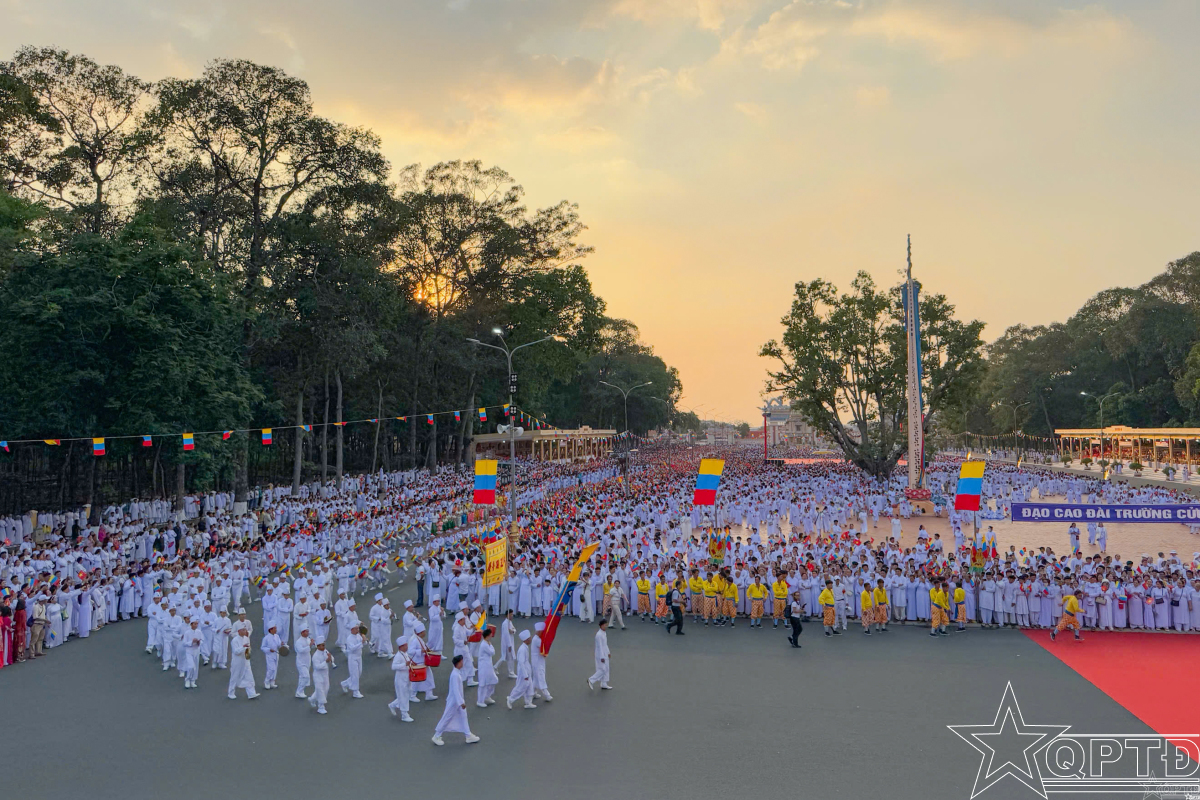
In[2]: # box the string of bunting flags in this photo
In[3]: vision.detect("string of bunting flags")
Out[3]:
[0,403,563,455]
[953,431,1059,443]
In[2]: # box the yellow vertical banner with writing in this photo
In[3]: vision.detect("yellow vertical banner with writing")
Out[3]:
[484,538,508,587]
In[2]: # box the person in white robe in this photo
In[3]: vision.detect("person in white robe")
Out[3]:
[261,625,282,689]
[431,654,479,746]
[426,596,445,654]
[181,619,203,689]
[227,628,259,700]
[451,612,477,688]
[499,609,517,678]
[294,626,314,699]
[210,609,231,669]
[408,622,437,701]
[587,618,612,690]
[388,638,415,722]
[401,599,420,641]
[475,627,499,707]
[506,630,536,709]
[369,595,393,657]
[339,622,366,698]
[276,586,293,644]
[161,606,183,671]
[530,621,553,701]
[309,640,332,714]
[46,596,63,648]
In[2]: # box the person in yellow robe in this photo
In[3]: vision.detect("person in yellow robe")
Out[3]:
[721,576,739,627]
[654,577,670,624]
[873,579,889,633]
[819,580,840,636]
[859,584,875,634]
[929,580,950,637]
[688,571,705,624]
[710,572,727,626]
[1051,589,1083,642]
[771,576,789,629]
[953,582,967,632]
[702,572,717,626]
[747,576,768,627]
[635,572,652,620]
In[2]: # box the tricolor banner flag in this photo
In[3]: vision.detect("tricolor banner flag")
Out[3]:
[454,410,461,422]
[0,441,7,452]
[92,438,105,456]
[182,433,195,450]
[142,435,152,447]
[692,458,725,506]
[262,428,272,445]
[473,459,498,505]
[540,541,601,656]
[426,414,434,425]
[43,439,60,446]
[301,425,311,432]
[954,461,985,511]
[503,403,511,416]
[222,430,232,440]
[396,416,406,422]
[478,408,487,422]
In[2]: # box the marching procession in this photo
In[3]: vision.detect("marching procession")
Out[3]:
[5,445,1200,744]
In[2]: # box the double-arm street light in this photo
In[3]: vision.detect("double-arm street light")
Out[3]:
[995,400,1031,455]
[467,328,555,525]
[1080,390,1120,466]
[598,379,652,434]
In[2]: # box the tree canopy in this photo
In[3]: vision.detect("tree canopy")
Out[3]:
[761,271,985,477]
[943,252,1200,441]
[0,47,683,515]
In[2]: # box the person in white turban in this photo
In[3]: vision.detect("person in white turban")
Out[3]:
[506,629,536,710]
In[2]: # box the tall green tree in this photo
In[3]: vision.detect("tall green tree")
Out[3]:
[761,271,984,477]
[2,47,149,232]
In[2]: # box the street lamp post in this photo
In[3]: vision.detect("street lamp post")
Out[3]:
[467,330,554,528]
[599,379,652,495]
[1080,391,1119,469]
[598,380,653,434]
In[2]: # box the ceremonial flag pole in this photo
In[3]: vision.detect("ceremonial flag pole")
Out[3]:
[903,234,925,493]
[540,541,600,656]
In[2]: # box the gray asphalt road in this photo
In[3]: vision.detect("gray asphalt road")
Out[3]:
[5,581,1157,800]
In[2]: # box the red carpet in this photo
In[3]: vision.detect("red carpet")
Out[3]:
[1025,630,1200,748]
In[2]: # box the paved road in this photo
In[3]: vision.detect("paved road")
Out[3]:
[6,580,1156,800]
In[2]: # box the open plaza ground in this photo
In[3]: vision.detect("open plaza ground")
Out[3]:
[7,571,1199,800]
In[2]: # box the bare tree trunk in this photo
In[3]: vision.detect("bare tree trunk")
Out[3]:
[457,374,475,471]
[86,453,98,525]
[175,459,186,513]
[291,382,305,497]
[408,379,420,470]
[235,437,249,504]
[425,417,438,472]
[335,369,344,490]
[371,379,384,473]
[322,367,330,483]
[59,443,73,512]
[151,442,161,498]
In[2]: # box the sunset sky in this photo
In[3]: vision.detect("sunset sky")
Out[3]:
[5,0,1198,423]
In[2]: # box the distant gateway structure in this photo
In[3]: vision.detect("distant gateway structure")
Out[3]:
[1055,426,1200,467]
[471,426,615,463]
